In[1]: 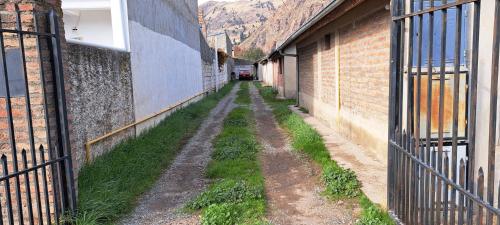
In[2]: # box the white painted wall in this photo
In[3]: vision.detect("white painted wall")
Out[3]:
[261,62,274,86]
[63,10,114,47]
[474,0,500,203]
[62,0,129,50]
[129,21,203,132]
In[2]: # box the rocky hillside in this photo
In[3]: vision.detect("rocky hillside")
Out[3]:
[200,0,285,45]
[239,0,330,53]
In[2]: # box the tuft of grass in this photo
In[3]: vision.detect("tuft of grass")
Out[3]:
[187,82,267,224]
[235,81,251,105]
[357,195,394,225]
[74,82,236,225]
[254,82,393,225]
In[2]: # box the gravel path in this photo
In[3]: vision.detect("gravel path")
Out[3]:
[249,83,361,225]
[120,83,239,225]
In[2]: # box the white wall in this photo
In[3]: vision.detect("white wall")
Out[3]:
[262,62,274,86]
[129,21,203,132]
[474,0,500,202]
[63,10,114,47]
[62,0,129,50]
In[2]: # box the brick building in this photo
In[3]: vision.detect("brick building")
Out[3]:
[265,0,391,161]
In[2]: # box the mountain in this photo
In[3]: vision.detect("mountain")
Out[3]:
[239,0,330,53]
[200,0,285,45]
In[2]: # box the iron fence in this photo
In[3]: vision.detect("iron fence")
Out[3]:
[0,5,76,225]
[388,0,500,224]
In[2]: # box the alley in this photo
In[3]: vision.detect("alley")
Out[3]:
[121,83,240,225]
[249,83,360,225]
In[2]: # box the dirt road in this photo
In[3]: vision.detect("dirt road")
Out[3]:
[120,83,239,225]
[249,83,360,225]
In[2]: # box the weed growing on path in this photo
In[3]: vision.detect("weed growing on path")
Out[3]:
[75,83,235,225]
[187,82,267,225]
[235,81,252,105]
[254,82,393,225]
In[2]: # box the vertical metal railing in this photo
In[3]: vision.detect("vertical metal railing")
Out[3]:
[0,5,76,225]
[388,0,500,224]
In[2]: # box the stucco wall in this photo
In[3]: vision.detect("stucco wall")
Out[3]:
[284,55,297,99]
[474,0,500,198]
[67,43,135,170]
[127,0,203,132]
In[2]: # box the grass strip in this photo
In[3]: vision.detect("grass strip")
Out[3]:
[74,82,235,225]
[186,81,267,225]
[254,82,393,225]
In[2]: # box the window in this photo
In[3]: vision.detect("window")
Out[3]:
[0,49,26,97]
[62,0,130,50]
[278,57,284,75]
[324,34,331,50]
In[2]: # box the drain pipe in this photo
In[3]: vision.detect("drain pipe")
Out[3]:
[279,50,299,106]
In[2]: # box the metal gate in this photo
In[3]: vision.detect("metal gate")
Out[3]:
[388,0,500,224]
[0,5,76,225]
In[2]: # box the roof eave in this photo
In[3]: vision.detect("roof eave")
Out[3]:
[275,0,346,52]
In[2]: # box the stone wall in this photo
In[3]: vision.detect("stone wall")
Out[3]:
[66,43,135,169]
[200,32,216,92]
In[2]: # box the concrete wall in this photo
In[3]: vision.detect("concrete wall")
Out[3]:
[473,0,500,201]
[260,61,273,86]
[296,0,391,162]
[283,55,297,99]
[127,0,203,132]
[66,43,135,168]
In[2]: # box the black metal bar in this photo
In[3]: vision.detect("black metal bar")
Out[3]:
[391,141,500,215]
[2,155,14,225]
[487,0,500,223]
[0,156,68,182]
[48,10,77,214]
[0,28,54,37]
[450,4,463,225]
[14,7,43,225]
[478,168,484,225]
[0,9,25,225]
[39,146,51,225]
[21,150,34,225]
[438,0,448,223]
[388,0,399,207]
[465,0,480,224]
[458,159,466,225]
[444,153,450,225]
[405,0,415,220]
[392,0,478,20]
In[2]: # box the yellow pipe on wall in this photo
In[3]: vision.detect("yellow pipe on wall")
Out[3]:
[84,91,207,163]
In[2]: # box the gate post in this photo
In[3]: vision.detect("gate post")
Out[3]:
[0,0,77,221]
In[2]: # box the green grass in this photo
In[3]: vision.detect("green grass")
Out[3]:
[187,82,267,225]
[74,82,236,225]
[235,82,251,105]
[254,82,394,225]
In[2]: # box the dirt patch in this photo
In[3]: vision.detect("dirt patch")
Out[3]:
[249,83,361,225]
[120,84,240,225]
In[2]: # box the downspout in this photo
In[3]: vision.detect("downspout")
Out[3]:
[278,50,299,105]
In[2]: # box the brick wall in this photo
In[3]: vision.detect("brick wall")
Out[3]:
[296,0,391,159]
[338,8,390,124]
[298,42,318,100]
[0,1,63,223]
[320,34,336,106]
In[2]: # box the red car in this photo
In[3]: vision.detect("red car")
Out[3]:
[239,70,253,80]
